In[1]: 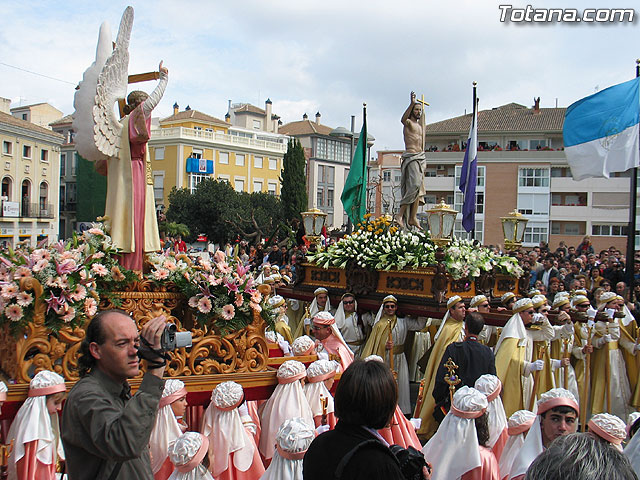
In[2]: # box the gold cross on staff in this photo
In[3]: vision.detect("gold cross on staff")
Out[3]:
[416,94,429,152]
[444,357,461,403]
[416,94,430,108]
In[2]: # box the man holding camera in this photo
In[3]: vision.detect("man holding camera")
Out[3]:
[62,309,169,480]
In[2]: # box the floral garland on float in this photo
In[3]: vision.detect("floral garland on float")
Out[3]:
[0,226,137,334]
[146,251,275,335]
[0,224,274,336]
[307,214,523,279]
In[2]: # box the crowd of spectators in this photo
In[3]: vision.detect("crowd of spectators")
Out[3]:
[506,235,639,315]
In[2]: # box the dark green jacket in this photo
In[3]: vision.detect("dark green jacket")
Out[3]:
[62,368,164,480]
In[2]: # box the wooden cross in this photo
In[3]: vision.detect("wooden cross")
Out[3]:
[117,71,161,118]
[416,94,430,152]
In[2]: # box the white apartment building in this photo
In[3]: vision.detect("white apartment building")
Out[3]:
[374,100,636,251]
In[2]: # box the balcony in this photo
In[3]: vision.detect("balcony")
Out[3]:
[18,203,54,219]
[550,205,628,223]
[152,127,287,153]
[60,201,76,213]
[425,176,455,190]
[550,176,629,192]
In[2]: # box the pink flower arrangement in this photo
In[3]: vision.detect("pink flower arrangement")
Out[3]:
[5,304,23,322]
[91,263,108,277]
[16,292,33,307]
[152,268,170,281]
[250,291,262,304]
[0,222,137,332]
[57,259,77,275]
[146,251,274,334]
[70,285,87,302]
[84,298,98,317]
[234,293,243,308]
[13,267,32,280]
[111,266,125,282]
[163,260,178,271]
[61,307,76,323]
[1,284,18,299]
[198,297,213,314]
[221,304,235,320]
[249,301,262,313]
[33,259,49,273]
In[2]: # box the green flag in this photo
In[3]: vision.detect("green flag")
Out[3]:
[341,107,368,226]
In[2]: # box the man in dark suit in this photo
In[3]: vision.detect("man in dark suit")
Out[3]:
[432,312,496,420]
[540,255,559,289]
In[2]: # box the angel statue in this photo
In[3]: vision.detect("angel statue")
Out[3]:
[73,6,167,272]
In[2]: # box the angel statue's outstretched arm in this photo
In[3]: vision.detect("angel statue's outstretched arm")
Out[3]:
[142,61,169,117]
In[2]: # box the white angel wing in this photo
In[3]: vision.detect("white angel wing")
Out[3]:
[72,21,112,162]
[93,6,135,159]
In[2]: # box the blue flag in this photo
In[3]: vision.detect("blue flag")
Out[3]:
[563,77,640,180]
[459,89,478,233]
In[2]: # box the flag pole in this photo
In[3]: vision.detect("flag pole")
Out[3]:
[470,83,477,241]
[625,60,639,299]
[362,103,367,216]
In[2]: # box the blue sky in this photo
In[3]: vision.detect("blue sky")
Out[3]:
[1,0,639,151]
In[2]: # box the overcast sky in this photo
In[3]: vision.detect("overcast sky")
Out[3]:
[1,0,639,151]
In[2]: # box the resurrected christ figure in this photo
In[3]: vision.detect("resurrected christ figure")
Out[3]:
[395,91,426,229]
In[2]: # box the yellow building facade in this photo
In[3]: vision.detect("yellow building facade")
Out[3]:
[149,107,288,209]
[0,110,63,246]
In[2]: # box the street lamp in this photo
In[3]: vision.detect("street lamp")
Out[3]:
[501,210,529,251]
[301,208,328,251]
[426,200,458,248]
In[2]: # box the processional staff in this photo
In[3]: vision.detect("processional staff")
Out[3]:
[414,378,426,418]
[0,440,13,480]
[562,337,570,389]
[388,320,395,378]
[528,343,547,411]
[320,394,328,426]
[303,304,311,337]
[603,311,614,414]
[580,319,594,431]
[444,357,461,405]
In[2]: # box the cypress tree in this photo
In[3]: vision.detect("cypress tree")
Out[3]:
[280,138,308,222]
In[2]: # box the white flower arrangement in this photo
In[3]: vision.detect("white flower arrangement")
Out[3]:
[444,238,523,279]
[308,215,436,271]
[308,216,523,279]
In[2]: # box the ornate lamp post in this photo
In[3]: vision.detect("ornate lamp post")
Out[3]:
[301,208,328,252]
[426,200,458,248]
[427,200,458,303]
[500,210,529,251]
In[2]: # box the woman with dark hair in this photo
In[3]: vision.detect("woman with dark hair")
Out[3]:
[587,266,604,293]
[303,360,428,480]
[476,412,492,451]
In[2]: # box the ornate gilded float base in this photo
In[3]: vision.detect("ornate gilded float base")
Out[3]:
[378,267,437,298]
[494,274,518,298]
[301,263,523,303]
[1,278,269,384]
[302,264,347,289]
